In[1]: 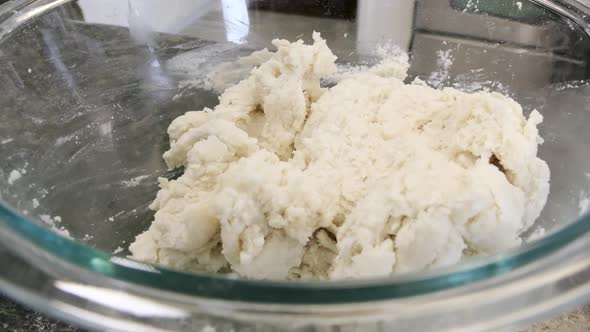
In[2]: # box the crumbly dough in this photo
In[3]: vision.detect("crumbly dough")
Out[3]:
[129,33,550,280]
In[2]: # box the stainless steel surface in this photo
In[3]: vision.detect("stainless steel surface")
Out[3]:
[416,0,568,48]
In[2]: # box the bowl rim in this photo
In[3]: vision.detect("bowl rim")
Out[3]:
[1,0,590,305]
[2,198,590,303]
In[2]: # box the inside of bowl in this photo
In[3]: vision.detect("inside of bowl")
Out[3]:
[1,0,590,266]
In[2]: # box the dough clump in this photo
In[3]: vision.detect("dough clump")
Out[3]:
[130,33,550,280]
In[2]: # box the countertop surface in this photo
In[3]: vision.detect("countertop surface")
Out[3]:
[0,295,83,332]
[522,307,590,332]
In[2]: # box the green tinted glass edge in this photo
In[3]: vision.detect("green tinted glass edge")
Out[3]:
[2,203,590,304]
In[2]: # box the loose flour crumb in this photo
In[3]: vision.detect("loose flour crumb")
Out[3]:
[121,175,150,187]
[7,170,22,185]
[39,214,71,239]
[527,227,546,242]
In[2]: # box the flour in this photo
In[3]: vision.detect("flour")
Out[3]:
[7,170,22,185]
[121,175,150,187]
[166,42,257,93]
[325,43,409,85]
[201,326,216,332]
[39,214,71,239]
[452,68,510,95]
[130,33,550,280]
[55,133,76,146]
[526,227,546,242]
[428,49,453,88]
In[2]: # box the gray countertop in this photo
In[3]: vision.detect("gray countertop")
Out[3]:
[522,307,590,332]
[0,295,83,332]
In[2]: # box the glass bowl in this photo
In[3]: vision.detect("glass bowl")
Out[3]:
[1,0,590,331]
